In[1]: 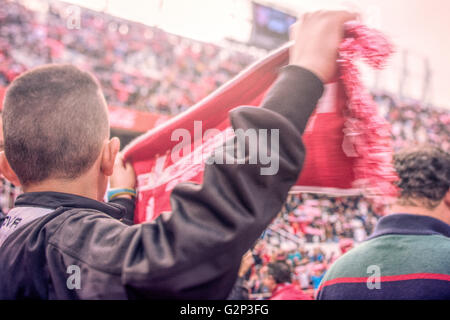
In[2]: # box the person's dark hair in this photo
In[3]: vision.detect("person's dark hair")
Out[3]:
[268,261,292,284]
[394,145,450,209]
[2,64,109,186]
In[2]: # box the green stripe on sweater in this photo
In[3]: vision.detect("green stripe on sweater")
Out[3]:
[322,234,450,283]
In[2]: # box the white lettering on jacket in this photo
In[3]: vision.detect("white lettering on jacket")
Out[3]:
[0,207,53,247]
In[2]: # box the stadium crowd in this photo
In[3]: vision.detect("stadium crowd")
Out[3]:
[272,193,377,243]
[243,238,354,299]
[375,93,450,151]
[238,193,372,299]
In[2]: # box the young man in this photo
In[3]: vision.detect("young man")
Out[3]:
[0,11,357,299]
[317,146,450,300]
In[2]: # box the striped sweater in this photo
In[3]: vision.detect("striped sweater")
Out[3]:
[317,214,450,300]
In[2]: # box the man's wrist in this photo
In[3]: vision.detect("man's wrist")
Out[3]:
[292,60,326,84]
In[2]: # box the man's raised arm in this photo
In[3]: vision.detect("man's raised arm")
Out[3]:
[51,11,357,299]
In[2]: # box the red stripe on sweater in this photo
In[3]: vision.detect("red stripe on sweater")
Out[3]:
[318,273,450,292]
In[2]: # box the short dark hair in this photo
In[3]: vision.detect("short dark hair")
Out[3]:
[394,145,450,209]
[2,64,109,186]
[268,261,292,284]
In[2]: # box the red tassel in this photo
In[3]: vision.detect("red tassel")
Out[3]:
[339,22,399,198]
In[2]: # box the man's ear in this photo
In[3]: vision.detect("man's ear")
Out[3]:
[0,151,21,187]
[100,137,120,177]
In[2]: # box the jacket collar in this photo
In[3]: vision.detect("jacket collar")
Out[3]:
[14,191,126,220]
[368,213,450,240]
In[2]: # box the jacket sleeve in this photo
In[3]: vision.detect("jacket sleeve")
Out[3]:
[48,66,324,299]
[108,197,135,225]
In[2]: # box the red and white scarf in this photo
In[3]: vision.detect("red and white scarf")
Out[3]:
[123,22,398,223]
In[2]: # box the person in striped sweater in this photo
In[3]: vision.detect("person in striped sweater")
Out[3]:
[317,145,450,299]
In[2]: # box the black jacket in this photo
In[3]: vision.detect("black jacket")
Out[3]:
[0,66,323,299]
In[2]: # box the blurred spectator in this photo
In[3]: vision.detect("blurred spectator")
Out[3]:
[263,261,313,300]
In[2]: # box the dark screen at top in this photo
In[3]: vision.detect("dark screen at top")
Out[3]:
[253,3,297,39]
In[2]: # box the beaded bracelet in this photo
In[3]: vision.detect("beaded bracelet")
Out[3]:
[107,188,137,201]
